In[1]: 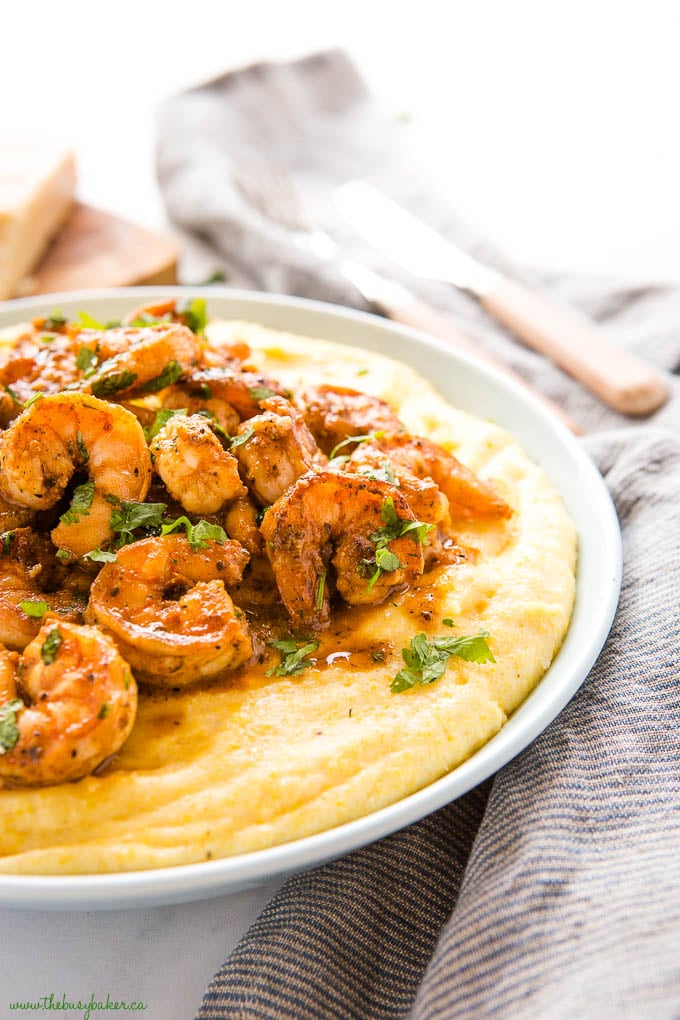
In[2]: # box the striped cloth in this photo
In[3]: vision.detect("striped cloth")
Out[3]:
[157,50,680,1019]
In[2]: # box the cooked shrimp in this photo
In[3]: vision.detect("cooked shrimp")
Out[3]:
[362,433,512,521]
[0,528,91,650]
[260,471,425,630]
[85,534,252,687]
[233,397,326,506]
[0,618,137,787]
[0,331,84,415]
[0,392,152,558]
[79,324,201,399]
[121,299,252,365]
[149,413,246,515]
[296,385,404,455]
[163,366,288,425]
[223,495,264,557]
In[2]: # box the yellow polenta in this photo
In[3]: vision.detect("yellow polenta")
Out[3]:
[0,322,576,874]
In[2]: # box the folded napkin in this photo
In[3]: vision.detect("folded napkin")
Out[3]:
[157,50,680,1018]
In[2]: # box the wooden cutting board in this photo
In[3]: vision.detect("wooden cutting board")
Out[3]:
[14,202,179,297]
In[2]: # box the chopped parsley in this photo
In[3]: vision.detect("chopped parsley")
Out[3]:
[265,638,320,677]
[146,407,187,442]
[160,516,227,551]
[91,370,138,398]
[75,345,99,375]
[140,359,184,393]
[60,481,95,526]
[85,547,117,563]
[108,499,167,547]
[98,703,110,719]
[360,496,433,591]
[229,427,254,451]
[442,618,455,628]
[41,626,63,665]
[316,570,327,611]
[391,631,495,693]
[76,431,89,462]
[43,310,67,330]
[19,600,50,618]
[356,461,397,485]
[4,385,20,404]
[1,532,14,556]
[248,385,278,402]
[0,699,23,754]
[176,297,207,334]
[328,430,386,461]
[77,311,106,329]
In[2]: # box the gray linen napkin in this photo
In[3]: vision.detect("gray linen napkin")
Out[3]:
[157,50,680,1019]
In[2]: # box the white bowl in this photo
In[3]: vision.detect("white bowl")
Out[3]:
[0,287,621,909]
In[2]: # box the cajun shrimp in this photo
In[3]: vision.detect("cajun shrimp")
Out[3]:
[223,495,264,557]
[260,471,425,630]
[85,534,252,687]
[161,366,288,431]
[233,397,326,506]
[296,385,404,455]
[0,618,138,787]
[356,433,512,522]
[149,414,246,515]
[0,392,152,558]
[79,323,201,398]
[0,528,90,650]
[121,299,252,366]
[0,330,85,418]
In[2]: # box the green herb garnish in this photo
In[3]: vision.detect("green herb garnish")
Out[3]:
[229,427,254,451]
[24,391,43,408]
[328,430,386,461]
[43,310,67,330]
[391,631,495,693]
[248,385,278,402]
[108,499,168,547]
[98,703,110,719]
[359,496,433,591]
[266,638,321,677]
[41,626,63,665]
[77,311,106,329]
[315,570,327,611]
[60,481,95,526]
[85,547,117,563]
[176,297,207,334]
[76,430,89,462]
[442,618,455,628]
[140,359,184,394]
[19,600,50,618]
[146,407,187,442]
[91,370,138,398]
[160,516,227,551]
[75,345,99,375]
[0,699,23,754]
[356,461,397,485]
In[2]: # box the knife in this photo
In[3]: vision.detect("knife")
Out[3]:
[340,260,580,433]
[335,181,669,417]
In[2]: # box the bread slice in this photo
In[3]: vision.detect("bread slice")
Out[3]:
[0,142,76,299]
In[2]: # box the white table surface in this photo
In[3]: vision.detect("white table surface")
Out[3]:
[2,1,679,1016]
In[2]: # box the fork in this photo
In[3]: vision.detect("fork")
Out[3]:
[232,162,581,433]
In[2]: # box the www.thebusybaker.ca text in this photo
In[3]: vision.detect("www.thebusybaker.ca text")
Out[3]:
[9,992,148,1020]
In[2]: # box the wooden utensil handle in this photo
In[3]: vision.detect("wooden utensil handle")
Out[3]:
[481,276,669,416]
[387,297,581,434]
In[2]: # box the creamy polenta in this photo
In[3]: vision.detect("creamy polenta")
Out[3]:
[0,320,576,874]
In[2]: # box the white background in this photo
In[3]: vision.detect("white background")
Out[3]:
[3,0,680,281]
[1,2,679,1017]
